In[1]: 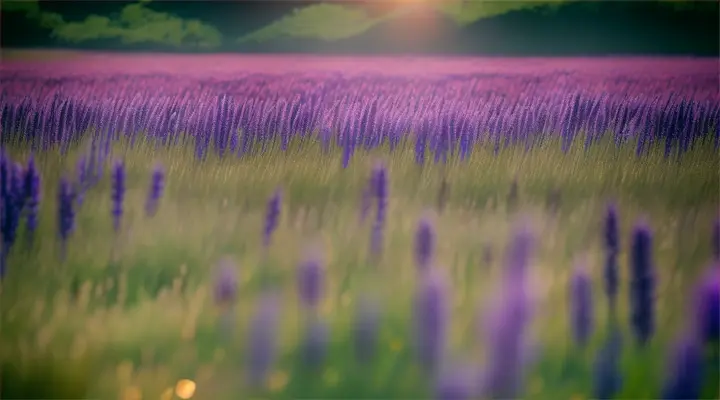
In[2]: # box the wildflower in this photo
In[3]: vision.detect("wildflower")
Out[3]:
[246,292,281,387]
[414,268,450,372]
[569,261,594,347]
[353,294,380,364]
[603,203,620,307]
[414,214,436,274]
[592,323,623,399]
[660,333,703,399]
[145,164,164,217]
[297,250,324,309]
[629,220,656,345]
[111,160,125,233]
[57,176,75,260]
[263,189,282,249]
[301,317,329,369]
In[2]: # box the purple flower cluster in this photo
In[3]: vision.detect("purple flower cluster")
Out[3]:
[569,261,594,347]
[145,164,165,217]
[603,203,620,308]
[263,189,282,249]
[629,220,656,346]
[480,223,536,399]
[111,160,125,233]
[57,176,75,260]
[413,268,450,373]
[414,214,436,274]
[369,163,388,262]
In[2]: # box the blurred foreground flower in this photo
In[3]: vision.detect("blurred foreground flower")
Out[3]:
[246,291,281,387]
[629,220,656,346]
[175,379,196,399]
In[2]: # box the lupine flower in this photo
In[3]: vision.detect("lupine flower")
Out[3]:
[1,163,23,264]
[414,268,450,372]
[246,292,281,387]
[263,189,281,249]
[414,214,436,274]
[111,160,125,233]
[353,294,380,364]
[297,250,324,309]
[603,204,620,307]
[57,177,75,260]
[480,223,535,399]
[629,220,656,345]
[691,265,719,343]
[213,256,238,308]
[592,323,623,399]
[569,261,594,347]
[660,333,704,400]
[300,317,329,369]
[24,156,40,235]
[435,363,476,400]
[145,164,164,217]
[370,163,388,260]
[502,221,535,282]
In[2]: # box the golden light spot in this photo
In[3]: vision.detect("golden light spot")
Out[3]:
[160,387,174,400]
[390,339,403,352]
[268,370,289,393]
[121,386,142,400]
[175,379,196,399]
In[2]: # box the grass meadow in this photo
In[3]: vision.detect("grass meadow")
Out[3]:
[1,133,718,399]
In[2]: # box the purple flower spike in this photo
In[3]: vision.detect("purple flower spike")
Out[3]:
[593,324,623,399]
[297,250,325,309]
[353,294,380,364]
[691,265,720,343]
[145,164,165,217]
[414,268,450,372]
[301,317,330,369]
[629,220,656,346]
[213,257,238,308]
[661,333,703,400]
[414,214,436,274]
[503,220,536,283]
[569,261,594,347]
[480,223,536,399]
[111,160,125,233]
[246,292,281,387]
[435,364,476,400]
[263,189,282,249]
[57,177,75,260]
[24,155,41,235]
[369,162,388,262]
[603,203,620,307]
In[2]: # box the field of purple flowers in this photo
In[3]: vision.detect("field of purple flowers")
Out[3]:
[0,55,719,399]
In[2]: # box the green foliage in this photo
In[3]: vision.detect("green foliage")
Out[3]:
[50,2,222,48]
[1,135,718,398]
[3,0,65,30]
[239,4,380,43]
